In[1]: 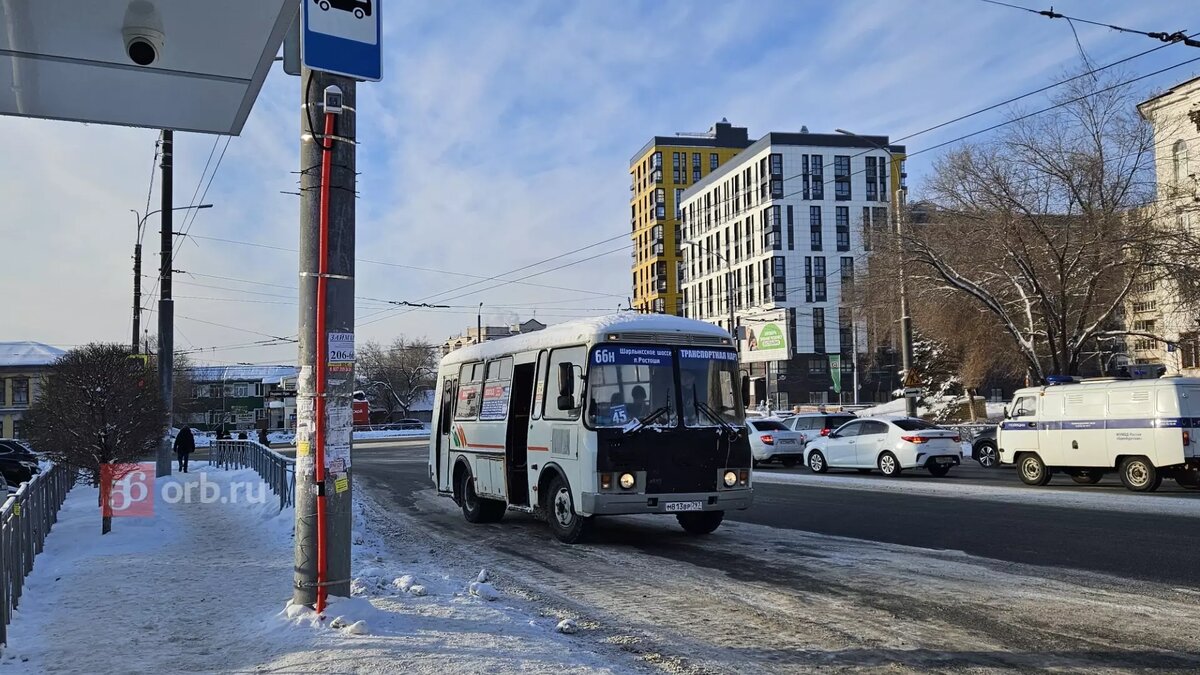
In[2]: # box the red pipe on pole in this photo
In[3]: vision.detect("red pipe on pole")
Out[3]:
[314,110,336,615]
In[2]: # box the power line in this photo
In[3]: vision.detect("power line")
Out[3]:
[975,0,1200,48]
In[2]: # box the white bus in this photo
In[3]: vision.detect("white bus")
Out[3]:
[428,314,754,543]
[997,376,1200,491]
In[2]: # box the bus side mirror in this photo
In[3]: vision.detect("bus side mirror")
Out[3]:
[557,362,575,410]
[740,375,751,408]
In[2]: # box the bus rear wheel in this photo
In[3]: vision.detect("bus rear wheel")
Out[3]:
[545,474,591,544]
[459,469,506,523]
[677,510,724,535]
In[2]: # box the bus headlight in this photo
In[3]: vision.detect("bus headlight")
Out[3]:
[723,471,738,487]
[619,473,636,490]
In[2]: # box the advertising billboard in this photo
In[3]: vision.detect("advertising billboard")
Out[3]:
[740,310,791,364]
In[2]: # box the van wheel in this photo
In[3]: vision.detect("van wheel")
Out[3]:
[808,451,828,473]
[1119,457,1159,492]
[677,511,724,535]
[459,470,506,523]
[1071,471,1103,485]
[545,474,591,544]
[1018,454,1051,486]
[878,452,902,477]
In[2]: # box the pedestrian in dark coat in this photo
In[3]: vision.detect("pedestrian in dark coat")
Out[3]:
[174,426,196,473]
[257,427,270,447]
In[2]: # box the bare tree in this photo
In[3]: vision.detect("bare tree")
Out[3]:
[356,338,438,420]
[906,71,1200,380]
[23,344,165,534]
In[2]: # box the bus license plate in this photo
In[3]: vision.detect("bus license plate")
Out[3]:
[664,501,704,512]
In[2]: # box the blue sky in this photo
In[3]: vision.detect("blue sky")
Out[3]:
[2,0,1197,365]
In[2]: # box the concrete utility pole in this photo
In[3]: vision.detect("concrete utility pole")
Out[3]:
[895,188,918,418]
[132,237,142,353]
[157,129,174,477]
[294,67,356,610]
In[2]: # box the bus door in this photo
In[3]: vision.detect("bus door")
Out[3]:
[437,376,458,490]
[505,362,537,506]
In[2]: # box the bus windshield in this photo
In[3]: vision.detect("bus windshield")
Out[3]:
[587,345,677,428]
[678,348,743,428]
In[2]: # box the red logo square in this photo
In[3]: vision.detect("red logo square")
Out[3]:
[101,463,155,517]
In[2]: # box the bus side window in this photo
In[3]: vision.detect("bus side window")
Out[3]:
[546,346,585,420]
[532,350,548,419]
[440,378,457,435]
[456,362,483,420]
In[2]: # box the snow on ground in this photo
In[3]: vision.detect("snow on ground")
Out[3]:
[2,465,632,673]
[753,470,1200,517]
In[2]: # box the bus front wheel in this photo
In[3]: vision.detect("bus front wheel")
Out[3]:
[545,474,591,544]
[459,470,506,523]
[677,510,724,535]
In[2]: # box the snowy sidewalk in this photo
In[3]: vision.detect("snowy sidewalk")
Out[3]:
[3,465,627,674]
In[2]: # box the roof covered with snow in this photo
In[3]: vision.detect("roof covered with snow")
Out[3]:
[188,365,299,384]
[440,313,733,367]
[0,342,65,368]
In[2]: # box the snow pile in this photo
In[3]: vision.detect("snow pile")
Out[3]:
[352,428,430,440]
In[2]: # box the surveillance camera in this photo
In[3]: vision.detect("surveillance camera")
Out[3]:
[122,1,164,67]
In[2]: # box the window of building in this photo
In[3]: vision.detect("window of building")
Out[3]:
[769,153,782,176]
[710,153,719,170]
[811,154,824,200]
[1132,300,1158,313]
[809,206,823,251]
[865,156,878,202]
[11,378,28,406]
[861,207,872,252]
[1174,139,1190,185]
[814,257,827,301]
[834,155,851,201]
[1133,319,1157,333]
[765,205,782,250]
[233,382,249,397]
[840,257,854,286]
[836,206,850,251]
[802,155,811,200]
[813,308,826,353]
[839,307,853,355]
[877,155,888,200]
[1181,332,1200,369]
[804,257,814,303]
[786,205,794,250]
[808,356,825,375]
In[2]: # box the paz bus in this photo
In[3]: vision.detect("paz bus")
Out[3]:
[428,314,753,543]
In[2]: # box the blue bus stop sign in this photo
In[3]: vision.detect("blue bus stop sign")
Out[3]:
[301,0,382,81]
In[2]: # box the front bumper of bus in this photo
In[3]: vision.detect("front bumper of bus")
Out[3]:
[581,488,753,516]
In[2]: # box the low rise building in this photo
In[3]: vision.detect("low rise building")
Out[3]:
[184,365,299,432]
[0,342,65,438]
[441,319,546,356]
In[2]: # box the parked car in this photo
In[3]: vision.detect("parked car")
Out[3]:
[0,439,40,486]
[804,417,962,477]
[747,419,805,467]
[784,413,858,444]
[970,426,1000,468]
[394,418,426,430]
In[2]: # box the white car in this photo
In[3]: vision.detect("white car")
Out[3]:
[804,416,962,477]
[747,419,805,467]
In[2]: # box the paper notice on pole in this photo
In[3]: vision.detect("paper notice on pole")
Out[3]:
[325,403,352,470]
[334,476,349,494]
[328,332,355,373]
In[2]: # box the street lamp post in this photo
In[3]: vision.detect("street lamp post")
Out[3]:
[835,129,915,416]
[129,203,212,353]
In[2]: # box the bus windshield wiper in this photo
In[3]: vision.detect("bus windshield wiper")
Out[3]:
[692,394,738,434]
[624,406,672,434]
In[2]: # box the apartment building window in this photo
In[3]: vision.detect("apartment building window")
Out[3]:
[861,207,872,252]
[877,156,888,200]
[672,152,680,183]
[1132,300,1158,313]
[1181,332,1200,369]
[813,308,826,353]
[801,155,811,200]
[233,382,249,397]
[804,257,814,303]
[710,153,719,170]
[873,206,888,237]
[787,205,795,250]
[809,206,823,251]
[772,256,787,301]
[811,154,824,200]
[765,206,782,250]
[1174,140,1190,184]
[769,153,782,176]
[693,153,701,182]
[836,207,850,251]
[1134,338,1155,351]
[674,188,683,219]
[1134,319,1157,333]
[834,155,851,201]
[808,356,825,375]
[11,378,29,406]
[814,257,827,301]
[840,257,854,285]
[1134,280,1157,294]
[652,151,662,169]
[839,308,853,355]
[865,156,879,202]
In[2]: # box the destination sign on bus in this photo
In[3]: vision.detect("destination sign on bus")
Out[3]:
[592,346,673,366]
[679,349,737,362]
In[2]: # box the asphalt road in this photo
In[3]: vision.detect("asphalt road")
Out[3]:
[352,439,1200,587]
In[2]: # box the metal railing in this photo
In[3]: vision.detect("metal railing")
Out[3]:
[209,440,295,511]
[0,464,75,646]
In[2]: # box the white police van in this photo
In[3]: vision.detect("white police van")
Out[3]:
[997,376,1200,491]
